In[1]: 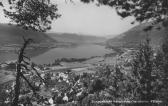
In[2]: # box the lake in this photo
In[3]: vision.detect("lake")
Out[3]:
[0,44,112,64]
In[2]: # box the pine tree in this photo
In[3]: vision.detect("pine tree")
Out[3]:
[132,39,157,106]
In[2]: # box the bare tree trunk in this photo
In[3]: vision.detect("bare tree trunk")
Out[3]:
[12,64,21,106]
[12,38,32,106]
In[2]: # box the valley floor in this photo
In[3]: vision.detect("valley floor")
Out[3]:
[0,47,136,106]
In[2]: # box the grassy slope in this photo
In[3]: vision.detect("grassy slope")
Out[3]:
[0,24,55,45]
[106,22,168,49]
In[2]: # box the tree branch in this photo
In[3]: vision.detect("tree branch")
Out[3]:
[20,72,37,93]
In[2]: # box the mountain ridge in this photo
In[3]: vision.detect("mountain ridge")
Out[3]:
[106,22,167,49]
[47,32,107,44]
[0,24,56,45]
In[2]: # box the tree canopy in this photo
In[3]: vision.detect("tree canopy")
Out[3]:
[0,0,60,32]
[1,0,168,32]
[81,0,168,24]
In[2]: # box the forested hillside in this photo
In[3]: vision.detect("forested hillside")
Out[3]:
[106,22,168,49]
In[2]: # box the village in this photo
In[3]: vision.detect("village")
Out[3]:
[0,49,135,106]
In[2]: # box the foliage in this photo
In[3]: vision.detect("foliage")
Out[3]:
[153,34,168,102]
[89,78,105,93]
[81,0,168,25]
[0,82,14,106]
[132,39,157,102]
[3,0,60,32]
[0,2,3,7]
[1,0,167,28]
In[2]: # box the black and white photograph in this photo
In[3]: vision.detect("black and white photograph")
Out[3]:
[0,0,168,106]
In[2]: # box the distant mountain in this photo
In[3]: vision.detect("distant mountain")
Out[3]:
[0,24,55,45]
[47,33,106,44]
[105,34,117,39]
[106,22,168,49]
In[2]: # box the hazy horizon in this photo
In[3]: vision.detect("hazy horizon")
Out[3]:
[0,0,138,37]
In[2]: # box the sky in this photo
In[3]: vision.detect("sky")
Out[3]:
[0,0,137,37]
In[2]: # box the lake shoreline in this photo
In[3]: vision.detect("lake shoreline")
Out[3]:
[0,43,120,66]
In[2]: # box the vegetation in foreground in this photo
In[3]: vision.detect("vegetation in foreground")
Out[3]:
[0,37,168,106]
[1,0,168,106]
